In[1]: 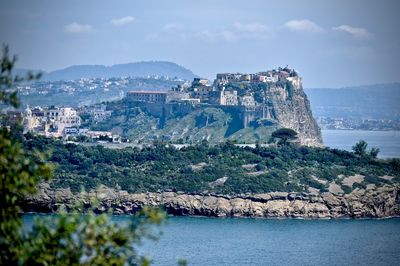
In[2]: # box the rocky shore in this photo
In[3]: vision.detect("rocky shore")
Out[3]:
[23,183,400,219]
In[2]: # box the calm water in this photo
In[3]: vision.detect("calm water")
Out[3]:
[23,215,400,266]
[138,216,400,266]
[322,130,400,158]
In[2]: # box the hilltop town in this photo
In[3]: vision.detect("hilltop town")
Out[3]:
[127,65,299,107]
[15,75,183,107]
[3,66,322,146]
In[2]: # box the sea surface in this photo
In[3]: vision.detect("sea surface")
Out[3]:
[23,215,400,266]
[322,130,400,158]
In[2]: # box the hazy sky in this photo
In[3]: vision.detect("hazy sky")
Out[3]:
[1,0,399,87]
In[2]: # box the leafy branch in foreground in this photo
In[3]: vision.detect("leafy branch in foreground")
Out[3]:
[0,44,42,108]
[21,207,165,266]
[0,45,166,265]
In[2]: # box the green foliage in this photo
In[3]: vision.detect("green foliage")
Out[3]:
[0,128,53,264]
[271,128,298,146]
[0,46,166,265]
[1,45,51,264]
[352,140,380,159]
[0,45,42,109]
[369,147,380,158]
[24,135,400,196]
[255,161,266,171]
[20,207,165,266]
[352,140,368,156]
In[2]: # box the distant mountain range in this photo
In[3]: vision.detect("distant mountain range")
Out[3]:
[16,61,197,81]
[305,83,400,119]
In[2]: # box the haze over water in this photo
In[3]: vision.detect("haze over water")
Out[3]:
[322,130,400,158]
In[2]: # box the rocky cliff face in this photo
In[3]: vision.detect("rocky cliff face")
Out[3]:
[267,77,323,147]
[24,183,400,219]
[99,78,323,146]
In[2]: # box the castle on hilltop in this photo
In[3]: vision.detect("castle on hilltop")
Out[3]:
[125,66,301,128]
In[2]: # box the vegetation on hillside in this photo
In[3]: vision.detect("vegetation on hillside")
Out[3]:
[88,101,279,144]
[271,128,298,146]
[24,135,400,195]
[352,140,380,158]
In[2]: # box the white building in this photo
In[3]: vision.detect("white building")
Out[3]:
[23,106,46,134]
[166,91,191,103]
[220,90,238,106]
[44,107,81,137]
[46,107,81,129]
[241,95,257,107]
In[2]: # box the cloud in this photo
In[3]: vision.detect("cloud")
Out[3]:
[161,23,188,40]
[145,33,159,41]
[234,22,272,40]
[332,25,373,39]
[234,22,269,33]
[64,22,93,33]
[150,22,270,43]
[220,30,235,41]
[110,16,135,26]
[195,30,236,42]
[283,19,323,33]
[195,22,271,42]
[162,23,184,33]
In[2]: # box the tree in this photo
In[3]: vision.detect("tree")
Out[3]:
[352,140,380,159]
[0,44,51,264]
[370,147,380,158]
[352,140,368,156]
[271,128,298,146]
[0,45,165,265]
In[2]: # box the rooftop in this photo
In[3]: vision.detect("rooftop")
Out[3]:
[127,91,167,94]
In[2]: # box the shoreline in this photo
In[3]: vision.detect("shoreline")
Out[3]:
[23,183,400,219]
[22,211,400,220]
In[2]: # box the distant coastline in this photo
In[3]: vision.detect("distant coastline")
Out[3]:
[322,129,400,158]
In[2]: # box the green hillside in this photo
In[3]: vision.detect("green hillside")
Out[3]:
[25,136,400,195]
[87,100,279,144]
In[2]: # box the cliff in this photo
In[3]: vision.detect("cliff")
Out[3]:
[24,183,400,219]
[266,78,323,146]
[92,77,323,146]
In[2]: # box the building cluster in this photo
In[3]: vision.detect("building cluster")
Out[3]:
[84,104,112,122]
[23,106,81,137]
[126,91,168,103]
[317,117,400,131]
[2,66,303,142]
[17,76,183,97]
[3,105,121,143]
[214,66,298,86]
[15,76,183,108]
[127,66,299,109]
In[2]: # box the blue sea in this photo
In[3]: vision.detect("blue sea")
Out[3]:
[22,215,400,266]
[322,130,400,158]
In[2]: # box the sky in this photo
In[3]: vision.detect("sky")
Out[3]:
[0,0,399,88]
